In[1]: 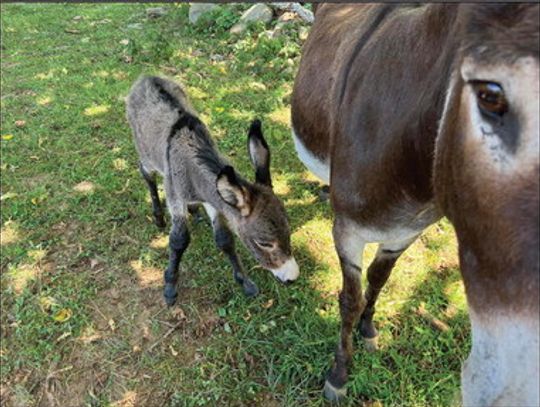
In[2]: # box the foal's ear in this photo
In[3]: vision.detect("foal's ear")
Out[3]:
[216,166,252,217]
[247,119,272,188]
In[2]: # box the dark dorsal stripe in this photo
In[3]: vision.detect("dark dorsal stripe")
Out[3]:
[167,110,224,176]
[171,110,202,135]
[338,4,395,108]
[152,77,182,109]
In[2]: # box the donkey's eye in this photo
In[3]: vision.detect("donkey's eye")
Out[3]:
[254,240,276,250]
[470,81,508,119]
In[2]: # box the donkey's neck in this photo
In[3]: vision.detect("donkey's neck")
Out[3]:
[167,127,247,219]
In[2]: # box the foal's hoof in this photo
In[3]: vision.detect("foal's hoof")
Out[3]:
[155,217,166,229]
[323,380,347,402]
[362,335,379,352]
[242,279,259,298]
[163,284,177,306]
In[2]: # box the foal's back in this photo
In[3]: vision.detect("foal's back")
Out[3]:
[126,76,196,175]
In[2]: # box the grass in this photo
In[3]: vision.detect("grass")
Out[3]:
[1,4,469,406]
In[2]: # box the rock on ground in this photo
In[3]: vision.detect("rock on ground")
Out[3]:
[189,3,218,24]
[146,7,167,18]
[230,4,273,35]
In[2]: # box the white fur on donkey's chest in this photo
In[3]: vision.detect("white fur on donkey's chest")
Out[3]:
[292,128,331,184]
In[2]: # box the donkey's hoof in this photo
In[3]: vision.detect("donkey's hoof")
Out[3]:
[318,185,330,202]
[163,285,177,306]
[155,218,166,229]
[323,380,347,402]
[164,295,177,306]
[242,279,259,298]
[362,335,379,352]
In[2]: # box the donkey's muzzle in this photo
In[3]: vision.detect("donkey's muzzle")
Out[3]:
[270,257,300,283]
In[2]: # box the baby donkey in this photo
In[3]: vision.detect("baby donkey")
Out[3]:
[127,76,299,305]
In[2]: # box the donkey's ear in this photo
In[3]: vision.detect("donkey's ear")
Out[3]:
[216,166,252,216]
[247,119,272,187]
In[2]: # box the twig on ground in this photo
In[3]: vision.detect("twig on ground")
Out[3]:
[147,320,183,352]
[416,303,450,332]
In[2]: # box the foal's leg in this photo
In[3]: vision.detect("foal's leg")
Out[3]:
[139,163,166,228]
[358,236,417,351]
[163,214,190,306]
[324,217,366,401]
[203,203,259,297]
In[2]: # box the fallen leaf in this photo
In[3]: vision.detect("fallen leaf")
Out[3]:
[108,318,116,332]
[171,307,186,321]
[169,345,178,356]
[2,134,13,141]
[56,332,72,342]
[142,325,150,340]
[40,296,59,313]
[0,192,18,201]
[262,299,274,309]
[64,28,81,34]
[53,308,73,323]
[79,331,102,344]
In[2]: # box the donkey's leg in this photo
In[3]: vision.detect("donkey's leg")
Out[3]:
[358,236,418,351]
[139,162,166,228]
[163,214,190,306]
[203,203,259,297]
[324,217,366,401]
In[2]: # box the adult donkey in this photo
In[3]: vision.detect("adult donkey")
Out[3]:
[292,4,539,405]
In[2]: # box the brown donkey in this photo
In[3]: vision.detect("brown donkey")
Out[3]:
[127,76,299,306]
[292,4,539,405]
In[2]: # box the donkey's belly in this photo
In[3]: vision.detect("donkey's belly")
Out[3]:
[292,128,330,184]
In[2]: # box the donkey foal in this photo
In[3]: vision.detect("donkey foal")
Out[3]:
[127,76,299,305]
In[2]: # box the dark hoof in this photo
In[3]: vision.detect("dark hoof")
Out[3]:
[154,217,166,229]
[242,279,259,298]
[323,380,347,402]
[164,284,177,306]
[318,185,330,202]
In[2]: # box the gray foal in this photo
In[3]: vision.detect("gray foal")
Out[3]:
[126,76,299,305]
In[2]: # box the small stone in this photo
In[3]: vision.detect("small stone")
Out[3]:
[277,12,296,23]
[210,54,224,62]
[146,7,167,19]
[239,4,273,25]
[230,22,247,35]
[189,3,218,24]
